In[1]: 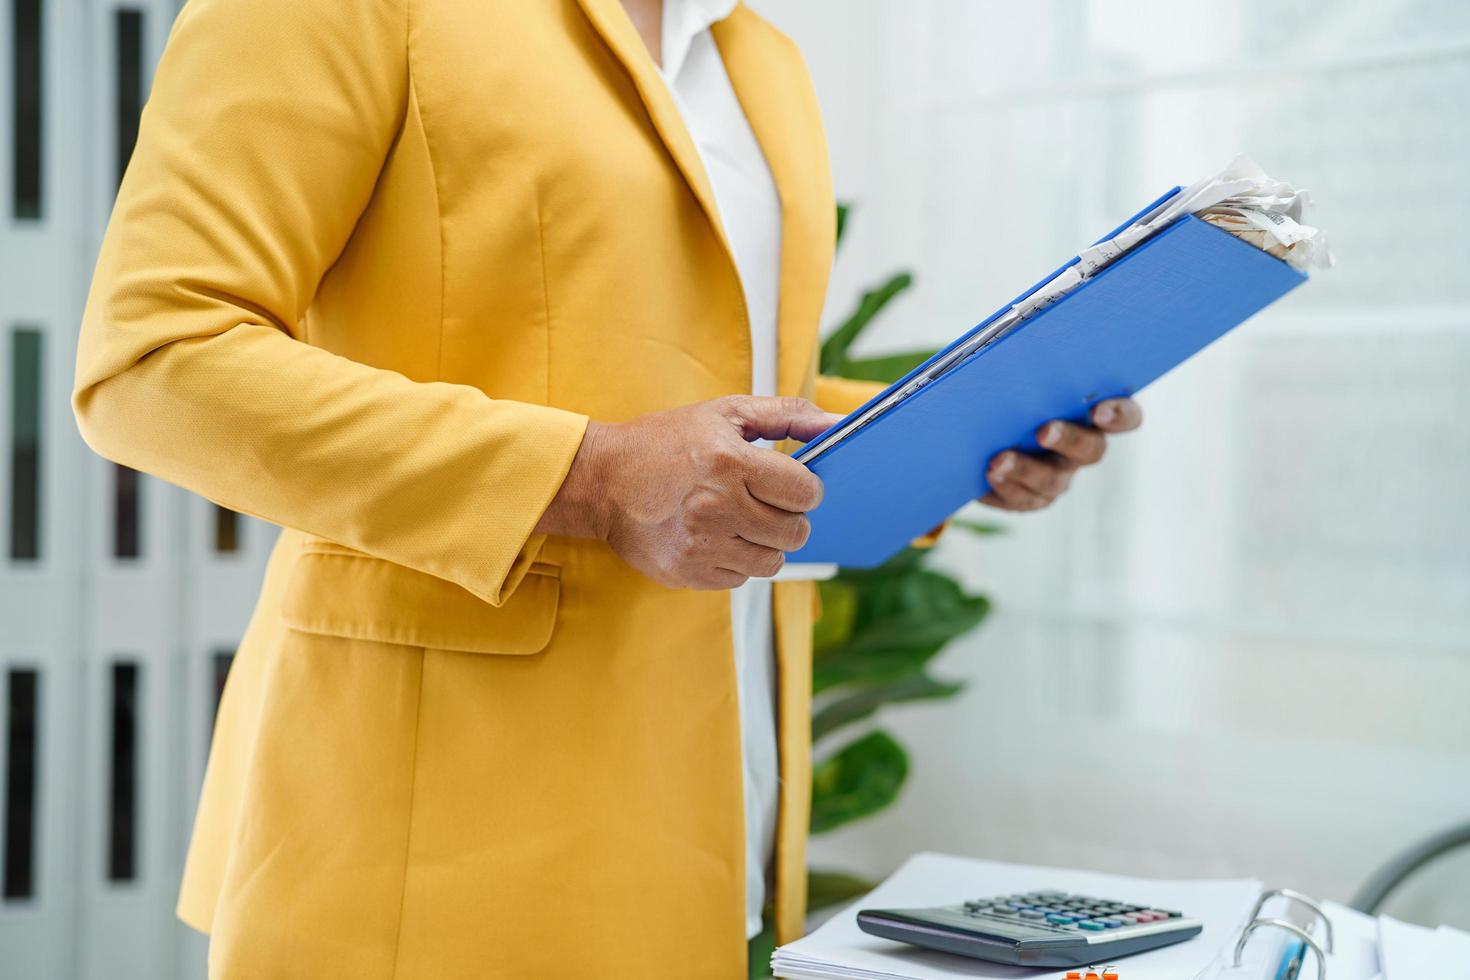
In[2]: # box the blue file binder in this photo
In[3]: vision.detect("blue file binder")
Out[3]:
[790,190,1308,566]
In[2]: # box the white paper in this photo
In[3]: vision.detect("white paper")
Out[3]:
[772,562,840,581]
[770,852,1262,980]
[1314,900,1383,980]
[1436,923,1470,959]
[1377,914,1469,979]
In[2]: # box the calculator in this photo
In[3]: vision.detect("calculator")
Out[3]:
[856,888,1203,968]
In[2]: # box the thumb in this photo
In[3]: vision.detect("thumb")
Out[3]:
[721,396,842,444]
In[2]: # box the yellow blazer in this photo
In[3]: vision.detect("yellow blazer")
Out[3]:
[74,0,881,976]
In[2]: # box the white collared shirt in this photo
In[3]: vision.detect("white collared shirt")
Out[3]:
[658,0,784,941]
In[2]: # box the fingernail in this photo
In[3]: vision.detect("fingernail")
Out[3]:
[992,454,1016,481]
[1040,422,1063,448]
[1095,403,1116,425]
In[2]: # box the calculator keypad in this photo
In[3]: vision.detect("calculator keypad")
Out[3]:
[957,891,1182,936]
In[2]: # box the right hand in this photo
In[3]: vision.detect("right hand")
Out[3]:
[536,396,837,589]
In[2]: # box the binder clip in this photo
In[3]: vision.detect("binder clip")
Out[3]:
[1064,967,1119,980]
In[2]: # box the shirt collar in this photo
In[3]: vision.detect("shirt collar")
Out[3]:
[661,0,739,82]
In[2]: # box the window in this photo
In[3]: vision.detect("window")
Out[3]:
[11,0,42,218]
[9,328,42,562]
[4,668,38,900]
[208,649,234,739]
[213,505,239,554]
[107,662,139,882]
[808,0,1470,908]
[113,465,141,559]
[114,8,143,189]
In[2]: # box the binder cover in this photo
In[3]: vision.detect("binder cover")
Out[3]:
[790,209,1307,566]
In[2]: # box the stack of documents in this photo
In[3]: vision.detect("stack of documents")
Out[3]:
[770,852,1265,980]
[772,853,1470,980]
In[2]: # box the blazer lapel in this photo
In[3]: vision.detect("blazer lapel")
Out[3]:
[574,0,835,399]
[714,8,836,398]
[573,0,732,258]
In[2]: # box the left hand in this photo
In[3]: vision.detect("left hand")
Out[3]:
[980,397,1143,512]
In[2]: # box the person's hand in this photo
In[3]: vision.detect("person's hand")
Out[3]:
[536,396,838,589]
[981,397,1143,512]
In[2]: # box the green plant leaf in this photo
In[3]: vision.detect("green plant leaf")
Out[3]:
[746,925,776,980]
[838,348,937,384]
[839,544,930,579]
[812,673,964,740]
[807,869,877,910]
[810,730,908,834]
[820,271,914,373]
[812,568,989,692]
[951,518,1005,535]
[813,578,859,657]
[836,203,851,246]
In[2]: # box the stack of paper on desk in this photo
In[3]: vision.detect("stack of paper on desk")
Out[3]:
[778,852,1470,980]
[1374,913,1470,979]
[770,852,1264,980]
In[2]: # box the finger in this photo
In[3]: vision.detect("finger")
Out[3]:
[983,461,1053,511]
[981,482,1050,511]
[722,395,842,444]
[686,567,749,591]
[713,536,786,579]
[988,451,1073,499]
[979,491,1015,510]
[1036,420,1106,465]
[730,496,811,552]
[1091,397,1143,433]
[743,448,824,513]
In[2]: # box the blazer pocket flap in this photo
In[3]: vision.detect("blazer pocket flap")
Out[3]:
[280,550,559,655]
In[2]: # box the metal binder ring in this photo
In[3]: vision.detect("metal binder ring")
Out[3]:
[1245,887,1335,953]
[1233,918,1326,980]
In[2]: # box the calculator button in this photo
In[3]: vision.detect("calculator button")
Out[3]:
[1100,919,1123,928]
[1044,914,1072,925]
[1135,912,1162,922]
[992,906,1017,915]
[1019,910,1045,919]
[1078,921,1107,931]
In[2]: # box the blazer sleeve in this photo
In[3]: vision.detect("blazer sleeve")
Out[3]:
[72,0,588,606]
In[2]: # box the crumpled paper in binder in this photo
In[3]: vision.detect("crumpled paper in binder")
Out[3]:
[1131,153,1334,272]
[1015,154,1332,319]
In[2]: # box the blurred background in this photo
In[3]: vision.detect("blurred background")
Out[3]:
[2,0,1468,977]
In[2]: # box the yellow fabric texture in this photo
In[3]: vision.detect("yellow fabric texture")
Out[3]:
[73,0,857,976]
